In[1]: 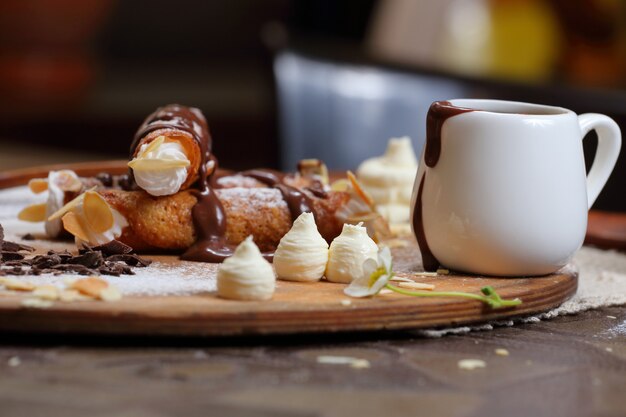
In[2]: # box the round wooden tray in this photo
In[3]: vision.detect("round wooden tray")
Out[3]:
[0,161,578,337]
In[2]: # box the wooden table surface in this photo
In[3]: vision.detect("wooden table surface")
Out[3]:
[1,306,624,417]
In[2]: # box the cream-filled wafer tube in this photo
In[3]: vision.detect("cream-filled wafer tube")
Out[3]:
[96,187,350,256]
[128,104,212,196]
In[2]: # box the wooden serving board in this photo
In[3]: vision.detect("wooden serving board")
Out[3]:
[0,162,578,337]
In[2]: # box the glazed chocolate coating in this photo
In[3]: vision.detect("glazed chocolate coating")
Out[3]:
[130,104,211,171]
[130,104,234,262]
[130,105,334,263]
[240,169,314,221]
[424,101,473,168]
[414,101,474,271]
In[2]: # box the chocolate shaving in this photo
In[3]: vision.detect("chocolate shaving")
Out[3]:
[48,250,73,263]
[2,241,35,253]
[305,181,328,198]
[106,254,152,267]
[95,172,113,187]
[0,223,151,278]
[69,251,105,269]
[91,240,134,256]
[1,252,25,261]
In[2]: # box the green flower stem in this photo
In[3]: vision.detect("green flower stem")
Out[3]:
[384,283,522,309]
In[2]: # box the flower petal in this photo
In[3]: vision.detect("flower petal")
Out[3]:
[378,246,392,272]
[369,273,392,295]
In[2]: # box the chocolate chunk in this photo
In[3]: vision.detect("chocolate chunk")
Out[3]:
[118,174,134,191]
[100,261,133,276]
[52,264,96,275]
[10,266,25,275]
[21,233,35,241]
[32,254,62,269]
[92,240,134,256]
[95,172,113,187]
[2,241,35,253]
[106,253,152,267]
[1,251,25,261]
[69,251,104,268]
[306,181,328,198]
[0,221,150,278]
[48,250,73,262]
[3,260,29,267]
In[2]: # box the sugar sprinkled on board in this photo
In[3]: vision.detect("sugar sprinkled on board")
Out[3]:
[5,260,218,296]
[0,185,219,297]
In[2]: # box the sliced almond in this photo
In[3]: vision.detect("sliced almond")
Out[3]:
[55,170,83,192]
[2,278,35,292]
[59,289,81,303]
[347,171,375,207]
[83,191,114,233]
[71,277,108,298]
[298,159,329,185]
[390,276,414,283]
[47,188,94,221]
[61,212,90,242]
[18,203,48,222]
[21,298,54,309]
[128,158,190,171]
[142,135,166,156]
[33,285,60,301]
[379,239,409,249]
[347,211,380,223]
[397,281,435,291]
[28,178,49,193]
[99,286,122,302]
[330,178,349,192]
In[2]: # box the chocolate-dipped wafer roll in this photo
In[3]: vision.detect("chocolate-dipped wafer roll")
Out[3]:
[97,187,350,255]
[128,104,212,196]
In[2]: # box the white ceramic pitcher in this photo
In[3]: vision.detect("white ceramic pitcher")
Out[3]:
[411,99,621,276]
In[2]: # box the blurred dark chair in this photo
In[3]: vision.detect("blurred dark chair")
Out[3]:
[274,51,469,170]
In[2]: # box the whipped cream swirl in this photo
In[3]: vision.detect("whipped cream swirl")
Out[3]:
[217,236,276,301]
[357,137,418,225]
[132,141,190,196]
[45,170,81,237]
[274,212,329,282]
[326,223,378,284]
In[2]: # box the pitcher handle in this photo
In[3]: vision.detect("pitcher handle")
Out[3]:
[578,113,621,209]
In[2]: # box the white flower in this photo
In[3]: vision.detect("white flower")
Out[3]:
[343,246,393,298]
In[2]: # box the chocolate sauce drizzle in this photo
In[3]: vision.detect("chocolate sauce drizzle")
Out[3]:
[129,105,319,263]
[414,101,473,271]
[129,104,234,262]
[240,170,313,221]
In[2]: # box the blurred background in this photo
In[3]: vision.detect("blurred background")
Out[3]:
[0,0,625,209]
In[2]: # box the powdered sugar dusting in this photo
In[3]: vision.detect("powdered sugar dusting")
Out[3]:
[1,186,218,296]
[5,259,218,296]
[217,187,286,211]
[217,175,263,188]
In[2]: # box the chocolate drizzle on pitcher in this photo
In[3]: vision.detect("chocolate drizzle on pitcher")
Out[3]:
[414,101,474,271]
[130,104,235,262]
[424,101,473,168]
